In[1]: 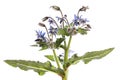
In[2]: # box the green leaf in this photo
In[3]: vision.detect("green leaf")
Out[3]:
[82,48,114,64]
[57,28,69,36]
[77,27,87,35]
[64,54,82,69]
[36,41,49,50]
[45,55,55,61]
[57,28,66,35]
[5,60,46,75]
[40,45,48,50]
[55,38,65,48]
[59,45,66,50]
[4,60,64,77]
[63,48,114,69]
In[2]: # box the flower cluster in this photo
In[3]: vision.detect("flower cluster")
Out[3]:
[34,6,91,50]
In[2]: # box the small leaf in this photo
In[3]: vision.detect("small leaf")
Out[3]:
[77,27,87,35]
[40,45,48,50]
[57,28,66,35]
[36,41,48,50]
[57,28,69,36]
[55,38,65,48]
[82,48,114,64]
[64,54,82,69]
[59,45,66,50]
[45,55,55,61]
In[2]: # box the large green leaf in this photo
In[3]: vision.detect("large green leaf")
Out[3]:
[4,60,64,77]
[64,48,114,69]
[82,48,114,64]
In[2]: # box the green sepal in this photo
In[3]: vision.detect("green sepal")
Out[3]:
[77,27,87,35]
[82,48,114,64]
[4,60,65,77]
[45,55,55,61]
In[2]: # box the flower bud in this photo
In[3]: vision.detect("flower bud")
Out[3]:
[79,6,89,12]
[86,24,91,29]
[50,5,60,11]
[42,16,49,22]
[38,22,46,27]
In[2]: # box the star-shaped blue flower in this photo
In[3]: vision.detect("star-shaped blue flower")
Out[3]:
[73,15,80,26]
[73,14,89,26]
[49,26,58,36]
[56,16,64,24]
[48,19,54,24]
[35,30,46,42]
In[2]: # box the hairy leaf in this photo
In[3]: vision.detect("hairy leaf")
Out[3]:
[55,38,65,48]
[59,45,66,50]
[77,27,87,35]
[36,41,48,50]
[57,28,66,35]
[64,54,82,69]
[4,60,64,77]
[45,55,55,61]
[82,48,114,64]
[40,45,48,50]
[57,28,69,36]
[64,48,114,69]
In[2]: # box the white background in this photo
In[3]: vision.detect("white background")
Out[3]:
[0,0,120,80]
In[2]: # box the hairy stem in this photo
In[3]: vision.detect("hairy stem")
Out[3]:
[44,26,50,39]
[49,17,59,28]
[64,35,72,63]
[52,49,61,68]
[62,70,68,80]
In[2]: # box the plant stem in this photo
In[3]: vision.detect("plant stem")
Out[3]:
[64,35,72,63]
[62,70,68,80]
[52,49,61,68]
[49,17,59,28]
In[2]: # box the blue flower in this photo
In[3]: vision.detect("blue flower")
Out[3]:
[73,15,89,26]
[56,16,64,24]
[35,30,46,42]
[49,26,58,36]
[48,19,54,24]
[79,15,89,24]
[73,15,80,26]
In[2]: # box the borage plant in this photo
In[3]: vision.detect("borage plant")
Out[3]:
[5,5,114,80]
